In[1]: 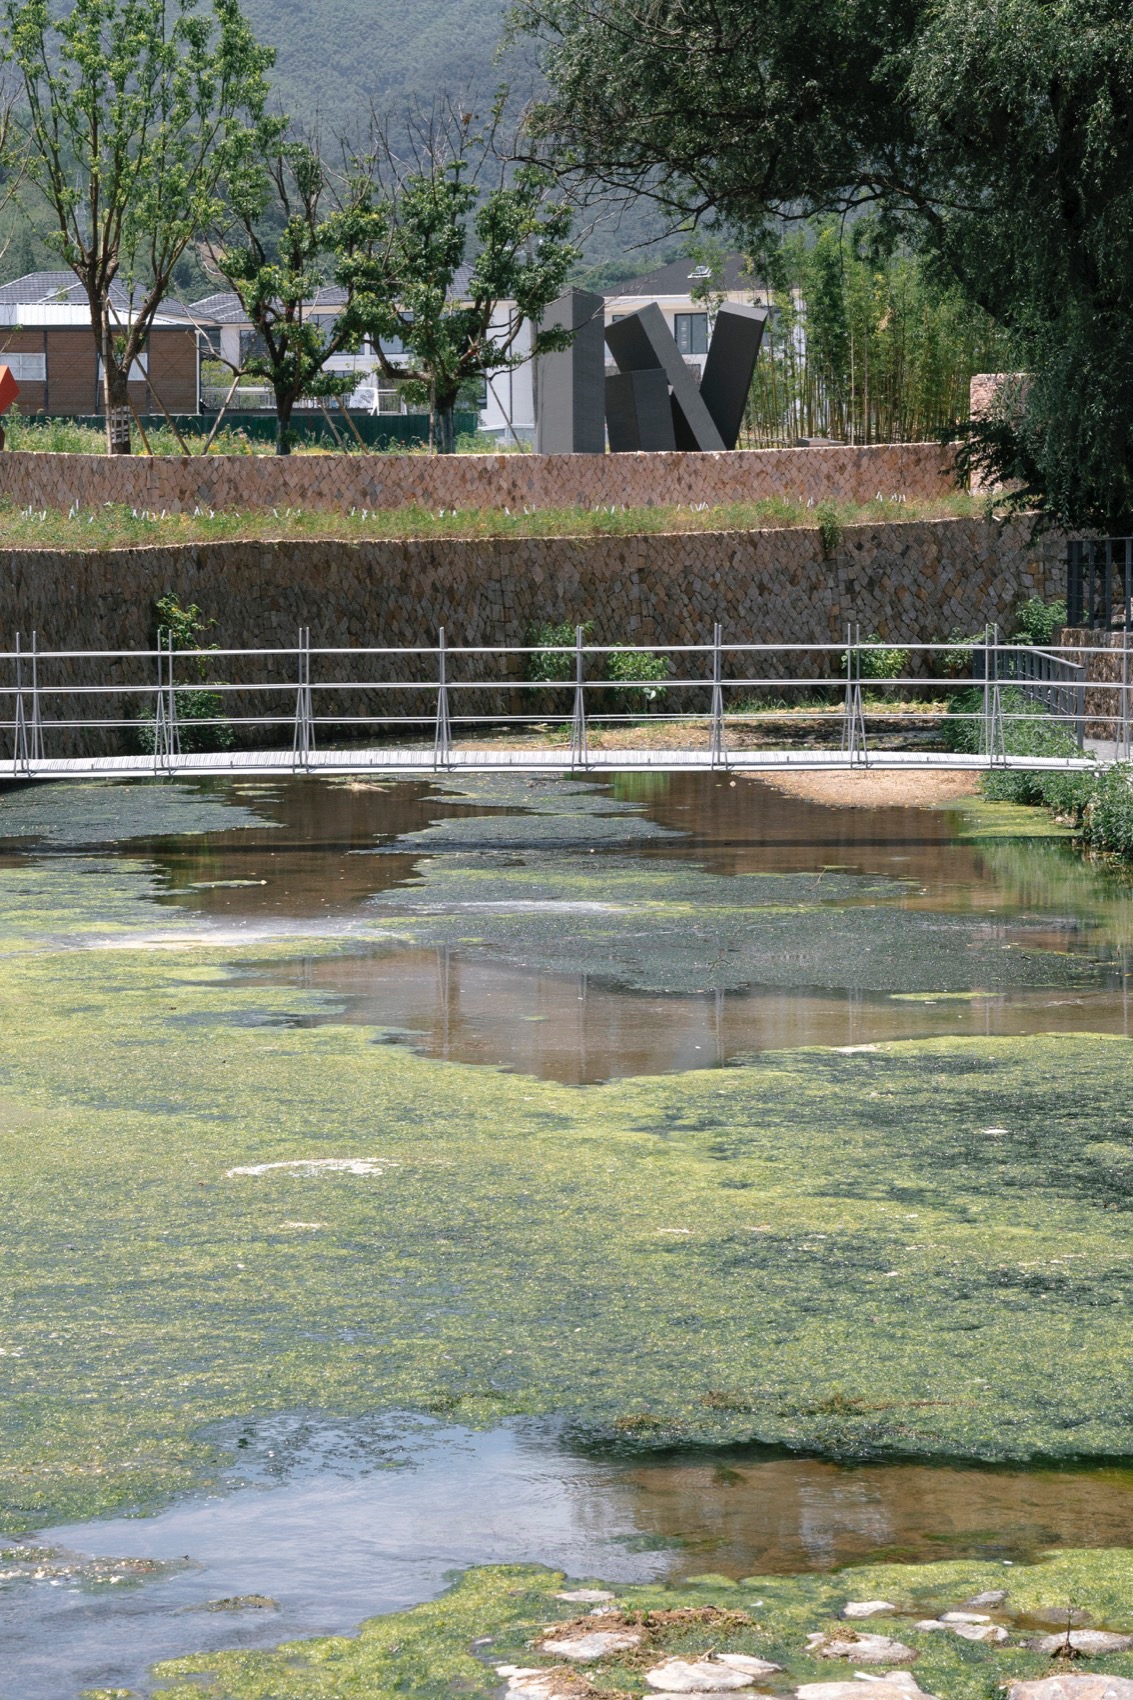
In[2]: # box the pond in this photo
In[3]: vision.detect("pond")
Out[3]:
[1,771,1132,1697]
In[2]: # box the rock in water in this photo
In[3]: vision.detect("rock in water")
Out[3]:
[1009,1679,1133,1700]
[941,1612,991,1623]
[1035,1634,1133,1657]
[555,1589,616,1604]
[965,1591,1009,1608]
[844,1602,898,1619]
[540,1628,642,1661]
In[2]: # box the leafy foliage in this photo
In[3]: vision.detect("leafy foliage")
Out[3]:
[523,0,1133,528]
[746,221,1013,447]
[526,618,587,683]
[137,593,234,752]
[606,643,668,706]
[351,121,578,451]
[2,0,273,451]
[211,129,386,453]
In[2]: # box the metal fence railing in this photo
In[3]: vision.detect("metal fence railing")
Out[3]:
[0,627,1124,779]
[1067,537,1133,630]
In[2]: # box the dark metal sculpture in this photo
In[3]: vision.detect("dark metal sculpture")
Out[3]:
[534,288,606,455]
[605,368,676,452]
[699,302,768,450]
[605,302,725,452]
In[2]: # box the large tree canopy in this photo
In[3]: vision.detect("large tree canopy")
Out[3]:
[522,0,1133,531]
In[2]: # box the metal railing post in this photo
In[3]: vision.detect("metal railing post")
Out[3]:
[569,624,588,768]
[29,630,42,764]
[841,622,867,766]
[710,622,727,769]
[152,632,176,776]
[292,626,314,771]
[432,626,452,769]
[1123,626,1130,761]
[12,631,28,776]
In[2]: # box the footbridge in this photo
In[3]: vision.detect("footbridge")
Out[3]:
[0,627,1125,781]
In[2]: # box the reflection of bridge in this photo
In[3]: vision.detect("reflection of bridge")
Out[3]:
[0,628,1125,780]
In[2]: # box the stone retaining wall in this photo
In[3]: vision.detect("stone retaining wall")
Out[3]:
[1059,627,1132,738]
[0,441,957,514]
[0,516,1063,755]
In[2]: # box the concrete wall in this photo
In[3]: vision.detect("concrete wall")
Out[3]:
[0,440,957,514]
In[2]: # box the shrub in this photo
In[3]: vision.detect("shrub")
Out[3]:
[606,644,669,708]
[527,620,589,684]
[816,500,842,558]
[841,634,910,691]
[1012,596,1068,646]
[1079,766,1133,856]
[135,594,234,753]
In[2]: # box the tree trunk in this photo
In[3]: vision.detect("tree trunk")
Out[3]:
[434,400,457,454]
[275,392,295,456]
[102,345,132,456]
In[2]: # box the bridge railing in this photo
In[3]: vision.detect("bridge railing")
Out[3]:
[0,627,1125,775]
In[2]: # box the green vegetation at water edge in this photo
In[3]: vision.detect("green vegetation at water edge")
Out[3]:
[0,492,977,552]
[153,1548,1133,1700]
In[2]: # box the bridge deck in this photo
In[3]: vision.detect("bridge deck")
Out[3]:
[3,746,1110,781]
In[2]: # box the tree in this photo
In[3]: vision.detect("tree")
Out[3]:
[349,113,579,452]
[3,0,273,453]
[520,0,1133,530]
[211,124,387,454]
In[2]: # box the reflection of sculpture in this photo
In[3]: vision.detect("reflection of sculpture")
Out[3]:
[604,299,766,453]
[534,288,606,454]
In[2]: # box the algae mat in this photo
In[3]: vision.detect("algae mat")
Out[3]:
[2,874,1133,1527]
[151,1548,1133,1700]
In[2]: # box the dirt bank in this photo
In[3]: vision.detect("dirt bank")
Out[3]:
[751,770,981,808]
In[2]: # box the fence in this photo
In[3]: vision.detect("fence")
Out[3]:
[0,630,1118,777]
[974,638,1086,750]
[1067,537,1133,629]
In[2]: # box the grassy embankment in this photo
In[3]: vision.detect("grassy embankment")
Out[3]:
[0,491,977,550]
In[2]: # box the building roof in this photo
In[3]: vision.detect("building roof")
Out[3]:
[0,270,202,325]
[602,253,761,300]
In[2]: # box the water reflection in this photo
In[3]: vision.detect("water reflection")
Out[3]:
[244,945,1133,1085]
[10,1425,1133,1700]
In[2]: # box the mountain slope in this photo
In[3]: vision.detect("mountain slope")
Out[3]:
[242,0,525,129]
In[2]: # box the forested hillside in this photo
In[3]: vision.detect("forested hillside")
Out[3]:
[241,0,523,129]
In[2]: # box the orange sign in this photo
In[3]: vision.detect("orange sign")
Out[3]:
[0,366,20,413]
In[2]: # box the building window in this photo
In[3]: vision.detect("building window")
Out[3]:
[98,351,149,382]
[2,353,46,381]
[674,312,709,355]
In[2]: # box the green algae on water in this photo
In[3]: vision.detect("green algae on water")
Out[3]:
[153,1548,1133,1700]
[0,779,278,847]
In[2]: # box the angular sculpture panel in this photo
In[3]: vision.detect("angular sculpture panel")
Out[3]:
[605,303,726,453]
[699,301,768,450]
[535,288,607,455]
[605,368,676,452]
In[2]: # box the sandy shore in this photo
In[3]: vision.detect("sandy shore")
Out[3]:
[750,770,981,808]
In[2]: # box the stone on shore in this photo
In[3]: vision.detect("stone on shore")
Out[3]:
[555,1589,616,1604]
[797,1679,937,1700]
[844,1602,898,1619]
[644,1655,759,1691]
[1007,1678,1133,1700]
[540,1627,643,1661]
[806,1632,917,1663]
[1035,1633,1133,1656]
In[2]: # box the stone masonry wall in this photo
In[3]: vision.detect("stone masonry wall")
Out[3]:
[0,441,956,514]
[0,516,1064,755]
